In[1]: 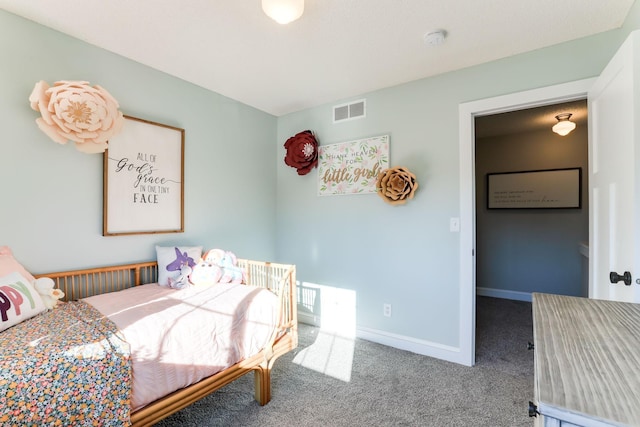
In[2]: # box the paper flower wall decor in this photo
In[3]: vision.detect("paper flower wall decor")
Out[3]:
[29,80,125,153]
[284,130,318,175]
[376,166,419,205]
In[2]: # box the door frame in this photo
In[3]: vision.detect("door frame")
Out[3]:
[457,78,596,366]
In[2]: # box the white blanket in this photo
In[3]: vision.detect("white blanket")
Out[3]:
[84,282,278,410]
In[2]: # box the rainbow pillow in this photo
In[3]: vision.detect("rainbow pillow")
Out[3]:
[0,272,46,332]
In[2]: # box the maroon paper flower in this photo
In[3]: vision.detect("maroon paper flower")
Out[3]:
[284,130,318,175]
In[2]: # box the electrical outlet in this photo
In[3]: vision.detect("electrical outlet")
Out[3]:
[383,303,392,317]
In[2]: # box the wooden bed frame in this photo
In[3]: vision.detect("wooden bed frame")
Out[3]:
[36,259,298,427]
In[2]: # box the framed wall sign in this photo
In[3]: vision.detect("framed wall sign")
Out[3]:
[103,115,185,236]
[318,134,389,196]
[487,168,581,209]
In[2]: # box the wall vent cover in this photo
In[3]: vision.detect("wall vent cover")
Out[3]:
[333,99,366,123]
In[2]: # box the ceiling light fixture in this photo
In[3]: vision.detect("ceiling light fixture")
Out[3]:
[262,0,304,24]
[552,113,576,136]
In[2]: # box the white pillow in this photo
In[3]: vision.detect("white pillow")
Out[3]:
[0,272,47,332]
[156,245,202,286]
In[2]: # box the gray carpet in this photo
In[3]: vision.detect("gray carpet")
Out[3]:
[155,296,534,426]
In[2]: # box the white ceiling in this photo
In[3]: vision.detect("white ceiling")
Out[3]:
[0,0,634,116]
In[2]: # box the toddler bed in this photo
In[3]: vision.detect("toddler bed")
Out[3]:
[0,248,297,427]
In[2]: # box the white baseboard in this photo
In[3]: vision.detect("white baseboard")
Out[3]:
[298,311,320,326]
[476,287,532,302]
[298,311,464,365]
[356,326,464,365]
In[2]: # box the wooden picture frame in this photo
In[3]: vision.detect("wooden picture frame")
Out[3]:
[487,168,581,209]
[103,115,185,236]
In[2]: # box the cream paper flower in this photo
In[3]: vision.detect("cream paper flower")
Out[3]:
[29,80,124,153]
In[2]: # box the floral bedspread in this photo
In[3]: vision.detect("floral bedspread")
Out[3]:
[0,301,131,426]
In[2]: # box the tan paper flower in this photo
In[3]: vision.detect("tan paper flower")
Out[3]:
[29,80,124,153]
[376,166,419,205]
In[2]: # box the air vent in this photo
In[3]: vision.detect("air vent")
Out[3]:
[333,99,366,123]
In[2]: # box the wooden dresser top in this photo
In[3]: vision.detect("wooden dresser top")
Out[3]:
[533,292,640,426]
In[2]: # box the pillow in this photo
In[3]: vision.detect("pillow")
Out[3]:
[0,246,36,283]
[0,272,47,332]
[156,245,202,286]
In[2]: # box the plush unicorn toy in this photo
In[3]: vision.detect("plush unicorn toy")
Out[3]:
[166,247,197,289]
[168,264,193,289]
[201,249,244,284]
[218,251,244,284]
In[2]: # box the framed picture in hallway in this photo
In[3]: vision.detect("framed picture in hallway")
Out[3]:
[103,115,185,236]
[486,168,581,209]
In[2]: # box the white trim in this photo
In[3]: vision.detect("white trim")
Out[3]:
[297,311,320,326]
[298,313,465,364]
[459,98,476,367]
[458,78,596,367]
[476,287,532,302]
[298,308,320,326]
[537,402,614,427]
[356,326,464,365]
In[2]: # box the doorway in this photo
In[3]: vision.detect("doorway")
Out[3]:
[473,100,589,365]
[474,100,589,300]
[457,78,596,366]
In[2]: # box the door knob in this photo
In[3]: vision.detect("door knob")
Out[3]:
[610,271,632,286]
[528,401,539,418]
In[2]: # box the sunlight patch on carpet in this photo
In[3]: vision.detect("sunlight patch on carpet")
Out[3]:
[293,330,355,382]
[294,281,356,381]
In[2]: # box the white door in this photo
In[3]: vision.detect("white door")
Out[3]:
[588,30,640,303]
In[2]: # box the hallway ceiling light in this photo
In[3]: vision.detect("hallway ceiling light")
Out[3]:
[552,113,576,136]
[262,0,304,24]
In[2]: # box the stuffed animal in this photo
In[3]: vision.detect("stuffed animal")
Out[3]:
[202,249,245,284]
[218,251,244,284]
[166,247,198,289]
[33,277,65,309]
[189,258,222,286]
[168,264,193,289]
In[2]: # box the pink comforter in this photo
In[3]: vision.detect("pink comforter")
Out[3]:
[84,282,278,411]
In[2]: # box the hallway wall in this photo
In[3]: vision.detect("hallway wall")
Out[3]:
[475,123,589,299]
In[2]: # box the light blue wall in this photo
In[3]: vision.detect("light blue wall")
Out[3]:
[3,1,640,356]
[276,6,640,348]
[0,11,278,273]
[475,126,589,298]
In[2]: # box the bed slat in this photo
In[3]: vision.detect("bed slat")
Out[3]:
[36,261,158,301]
